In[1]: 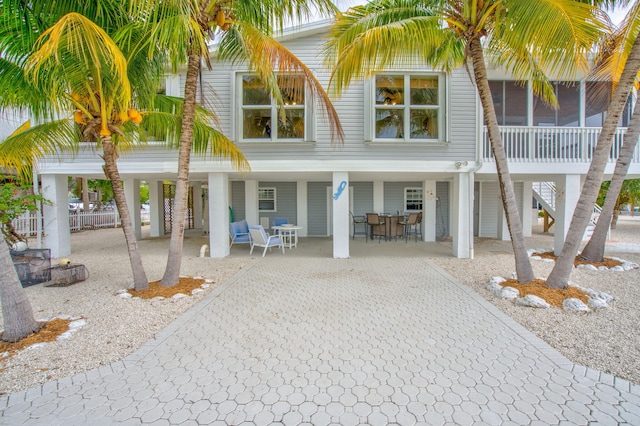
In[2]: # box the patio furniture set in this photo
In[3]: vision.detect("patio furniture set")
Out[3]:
[351,212,423,243]
[229,218,302,257]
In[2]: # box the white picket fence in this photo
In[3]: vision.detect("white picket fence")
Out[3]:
[12,209,150,236]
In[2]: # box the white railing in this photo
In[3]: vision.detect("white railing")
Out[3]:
[12,209,150,236]
[482,126,637,163]
[532,181,556,212]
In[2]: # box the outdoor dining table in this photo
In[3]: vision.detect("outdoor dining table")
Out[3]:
[271,225,303,249]
[375,214,406,241]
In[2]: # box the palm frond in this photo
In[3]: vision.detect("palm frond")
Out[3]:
[0,119,81,176]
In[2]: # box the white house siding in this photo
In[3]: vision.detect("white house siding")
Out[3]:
[478,181,524,238]
[230,181,246,221]
[308,182,331,236]
[258,182,298,228]
[351,182,374,217]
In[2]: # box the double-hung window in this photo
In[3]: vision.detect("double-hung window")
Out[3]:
[372,74,445,142]
[405,188,423,211]
[258,188,276,212]
[240,74,306,142]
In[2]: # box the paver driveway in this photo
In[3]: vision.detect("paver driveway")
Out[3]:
[1,257,639,425]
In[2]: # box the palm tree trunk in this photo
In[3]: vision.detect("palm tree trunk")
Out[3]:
[1,242,41,342]
[546,35,640,288]
[160,48,201,287]
[468,37,534,283]
[580,102,640,262]
[101,137,149,291]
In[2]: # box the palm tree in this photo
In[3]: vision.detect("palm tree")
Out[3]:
[0,4,248,291]
[324,0,605,283]
[571,2,640,263]
[152,0,345,287]
[546,32,640,286]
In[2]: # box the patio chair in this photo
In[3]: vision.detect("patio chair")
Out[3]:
[350,212,367,240]
[229,219,251,248]
[366,213,386,243]
[249,225,285,257]
[399,213,419,242]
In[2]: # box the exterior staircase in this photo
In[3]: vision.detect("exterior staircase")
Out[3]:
[532,182,600,240]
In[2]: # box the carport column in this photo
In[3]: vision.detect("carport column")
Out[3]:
[148,180,163,237]
[373,181,384,213]
[554,174,581,255]
[297,181,308,237]
[244,180,259,225]
[41,174,71,258]
[208,172,230,258]
[332,172,349,258]
[423,180,436,241]
[452,172,472,258]
[124,179,141,240]
[192,182,203,230]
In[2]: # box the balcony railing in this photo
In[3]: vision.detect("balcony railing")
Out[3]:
[482,126,639,163]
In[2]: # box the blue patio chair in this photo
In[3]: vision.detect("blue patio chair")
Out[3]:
[229,220,251,248]
[249,225,285,257]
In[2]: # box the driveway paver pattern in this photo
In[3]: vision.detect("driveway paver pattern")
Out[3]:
[1,257,639,425]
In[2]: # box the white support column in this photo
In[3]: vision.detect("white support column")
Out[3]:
[192,182,203,230]
[497,205,510,241]
[148,181,163,237]
[554,174,581,255]
[373,181,384,213]
[522,181,533,237]
[423,180,436,241]
[297,181,308,237]
[245,180,259,225]
[332,172,350,259]
[41,174,71,258]
[124,179,141,240]
[165,74,181,97]
[208,173,230,258]
[452,172,472,258]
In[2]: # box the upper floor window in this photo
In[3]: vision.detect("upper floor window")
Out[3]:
[489,81,527,126]
[533,81,579,127]
[373,74,444,142]
[405,188,423,211]
[258,188,276,211]
[240,74,306,142]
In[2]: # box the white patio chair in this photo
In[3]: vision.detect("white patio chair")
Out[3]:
[249,225,285,257]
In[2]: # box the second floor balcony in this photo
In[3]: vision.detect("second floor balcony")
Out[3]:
[482,126,640,164]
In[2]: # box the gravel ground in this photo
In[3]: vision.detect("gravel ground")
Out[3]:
[1,216,639,394]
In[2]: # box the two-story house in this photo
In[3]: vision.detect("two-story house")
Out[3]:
[30,21,640,259]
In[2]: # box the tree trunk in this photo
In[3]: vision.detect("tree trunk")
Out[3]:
[468,37,534,283]
[160,49,201,287]
[0,242,41,342]
[612,207,621,228]
[546,34,640,288]
[580,102,640,262]
[101,137,149,291]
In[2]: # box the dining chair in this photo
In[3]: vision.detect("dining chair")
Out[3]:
[350,212,367,240]
[365,213,386,242]
[400,213,419,242]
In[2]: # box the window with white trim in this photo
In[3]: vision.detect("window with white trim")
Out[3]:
[258,188,276,212]
[240,74,306,142]
[405,188,423,211]
[374,74,444,142]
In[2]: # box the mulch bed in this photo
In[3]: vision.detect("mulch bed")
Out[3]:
[535,251,622,269]
[503,278,589,307]
[0,318,71,356]
[127,277,207,299]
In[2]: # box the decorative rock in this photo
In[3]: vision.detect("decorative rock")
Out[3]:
[563,298,590,313]
[500,286,520,300]
[118,292,132,299]
[172,293,187,299]
[507,272,517,280]
[201,283,210,289]
[588,298,609,310]
[623,262,639,270]
[490,276,506,285]
[598,266,608,271]
[530,256,541,260]
[191,288,204,295]
[115,289,128,295]
[577,264,598,271]
[486,282,503,296]
[610,265,625,272]
[516,295,550,309]
[204,279,214,284]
